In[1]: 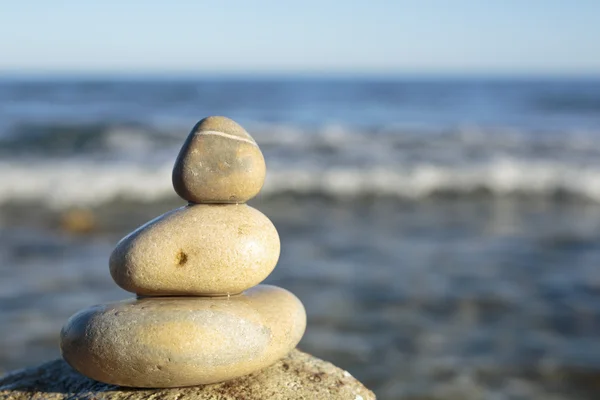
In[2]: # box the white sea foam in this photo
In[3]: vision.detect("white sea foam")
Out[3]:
[2,157,600,209]
[0,160,174,209]
[263,159,600,200]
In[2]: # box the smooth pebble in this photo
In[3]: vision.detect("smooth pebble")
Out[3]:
[60,285,306,387]
[172,116,266,204]
[109,204,280,296]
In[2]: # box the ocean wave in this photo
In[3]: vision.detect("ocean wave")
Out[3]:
[0,122,178,156]
[4,121,600,157]
[2,158,600,208]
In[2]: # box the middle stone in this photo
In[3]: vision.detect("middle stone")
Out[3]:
[110,204,280,296]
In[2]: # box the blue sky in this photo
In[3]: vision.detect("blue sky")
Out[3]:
[1,0,598,75]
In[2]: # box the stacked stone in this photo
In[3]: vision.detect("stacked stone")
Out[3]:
[60,116,306,388]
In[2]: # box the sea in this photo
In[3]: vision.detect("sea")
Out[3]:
[0,76,600,400]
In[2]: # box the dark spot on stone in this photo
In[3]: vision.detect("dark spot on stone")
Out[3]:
[281,363,289,371]
[336,379,345,387]
[317,372,325,379]
[175,250,188,266]
[156,365,163,371]
[310,372,324,382]
[113,311,120,316]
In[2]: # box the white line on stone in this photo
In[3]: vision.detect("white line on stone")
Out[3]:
[196,130,257,146]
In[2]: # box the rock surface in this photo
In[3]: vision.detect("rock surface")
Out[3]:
[109,204,280,296]
[60,285,306,387]
[172,116,266,204]
[0,349,375,400]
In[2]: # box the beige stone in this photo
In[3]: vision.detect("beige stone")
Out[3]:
[109,203,279,296]
[60,285,306,388]
[172,116,266,204]
[0,349,376,400]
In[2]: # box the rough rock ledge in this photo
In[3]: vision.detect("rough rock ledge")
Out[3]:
[0,349,375,400]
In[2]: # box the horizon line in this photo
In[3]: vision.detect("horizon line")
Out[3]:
[1,69,599,81]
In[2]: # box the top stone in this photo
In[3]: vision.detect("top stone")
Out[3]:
[172,116,266,203]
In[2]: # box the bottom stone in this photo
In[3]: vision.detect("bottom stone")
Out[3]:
[60,285,306,387]
[0,350,375,400]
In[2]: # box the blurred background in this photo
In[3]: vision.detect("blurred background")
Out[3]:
[1,1,600,399]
